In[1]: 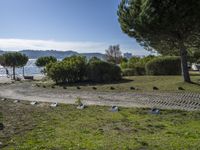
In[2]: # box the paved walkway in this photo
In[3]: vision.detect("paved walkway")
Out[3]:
[0,82,200,111]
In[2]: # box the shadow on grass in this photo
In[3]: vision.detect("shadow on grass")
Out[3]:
[56,78,133,87]
[190,81,200,86]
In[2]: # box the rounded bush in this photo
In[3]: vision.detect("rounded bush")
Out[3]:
[46,56,87,84]
[87,60,121,82]
[145,56,181,75]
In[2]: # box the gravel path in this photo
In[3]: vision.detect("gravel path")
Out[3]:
[1,82,200,111]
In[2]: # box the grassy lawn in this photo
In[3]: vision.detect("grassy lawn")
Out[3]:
[1,100,200,149]
[38,74,200,93]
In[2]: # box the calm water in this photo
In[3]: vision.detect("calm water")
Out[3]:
[0,59,42,77]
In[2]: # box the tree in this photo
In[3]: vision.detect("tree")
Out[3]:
[105,45,122,64]
[35,56,57,67]
[0,52,28,80]
[88,57,101,64]
[118,0,200,82]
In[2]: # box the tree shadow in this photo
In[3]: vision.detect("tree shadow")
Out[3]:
[190,81,200,86]
[56,78,133,87]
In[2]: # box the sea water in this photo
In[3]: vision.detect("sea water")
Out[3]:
[0,59,42,77]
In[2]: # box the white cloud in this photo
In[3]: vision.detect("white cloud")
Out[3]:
[0,38,108,53]
[0,38,150,55]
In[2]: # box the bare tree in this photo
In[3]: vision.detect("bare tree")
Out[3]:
[105,45,122,64]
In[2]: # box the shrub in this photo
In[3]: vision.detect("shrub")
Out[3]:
[47,56,122,84]
[128,56,141,68]
[122,65,145,76]
[87,60,121,82]
[145,56,181,75]
[120,55,155,76]
[46,56,87,84]
[197,59,200,64]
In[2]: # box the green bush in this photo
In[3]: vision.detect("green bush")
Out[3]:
[46,56,122,84]
[46,56,87,84]
[197,59,200,64]
[128,56,141,68]
[122,65,145,76]
[87,60,121,82]
[145,56,181,75]
[120,55,155,73]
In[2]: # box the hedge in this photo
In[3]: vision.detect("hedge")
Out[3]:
[87,60,121,82]
[145,56,181,75]
[122,65,145,76]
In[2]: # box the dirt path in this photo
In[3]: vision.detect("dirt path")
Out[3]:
[0,82,200,111]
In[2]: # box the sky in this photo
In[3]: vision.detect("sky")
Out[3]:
[0,0,150,55]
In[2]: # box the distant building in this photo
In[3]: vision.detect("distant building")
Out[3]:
[123,52,132,59]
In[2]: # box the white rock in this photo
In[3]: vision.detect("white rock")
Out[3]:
[77,104,85,110]
[0,142,3,147]
[50,102,58,107]
[151,108,160,114]
[13,100,20,103]
[1,98,6,101]
[30,101,37,105]
[110,106,119,112]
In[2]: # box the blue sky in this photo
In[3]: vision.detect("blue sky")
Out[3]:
[0,0,150,55]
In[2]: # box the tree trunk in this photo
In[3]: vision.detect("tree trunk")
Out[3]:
[179,43,191,83]
[23,67,25,77]
[13,66,15,80]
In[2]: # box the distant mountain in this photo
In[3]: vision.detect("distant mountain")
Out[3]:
[0,50,105,60]
[20,50,79,59]
[80,53,105,60]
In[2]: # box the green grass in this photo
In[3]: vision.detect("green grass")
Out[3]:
[1,99,200,149]
[38,75,200,93]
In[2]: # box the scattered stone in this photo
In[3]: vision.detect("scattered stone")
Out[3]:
[0,123,4,130]
[13,100,20,103]
[77,86,81,90]
[130,87,135,90]
[110,87,115,90]
[0,142,3,148]
[77,103,85,110]
[178,87,185,90]
[151,108,160,114]
[153,86,159,90]
[30,101,38,105]
[92,87,97,90]
[50,102,58,107]
[36,84,40,87]
[110,106,119,112]
[1,98,6,101]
